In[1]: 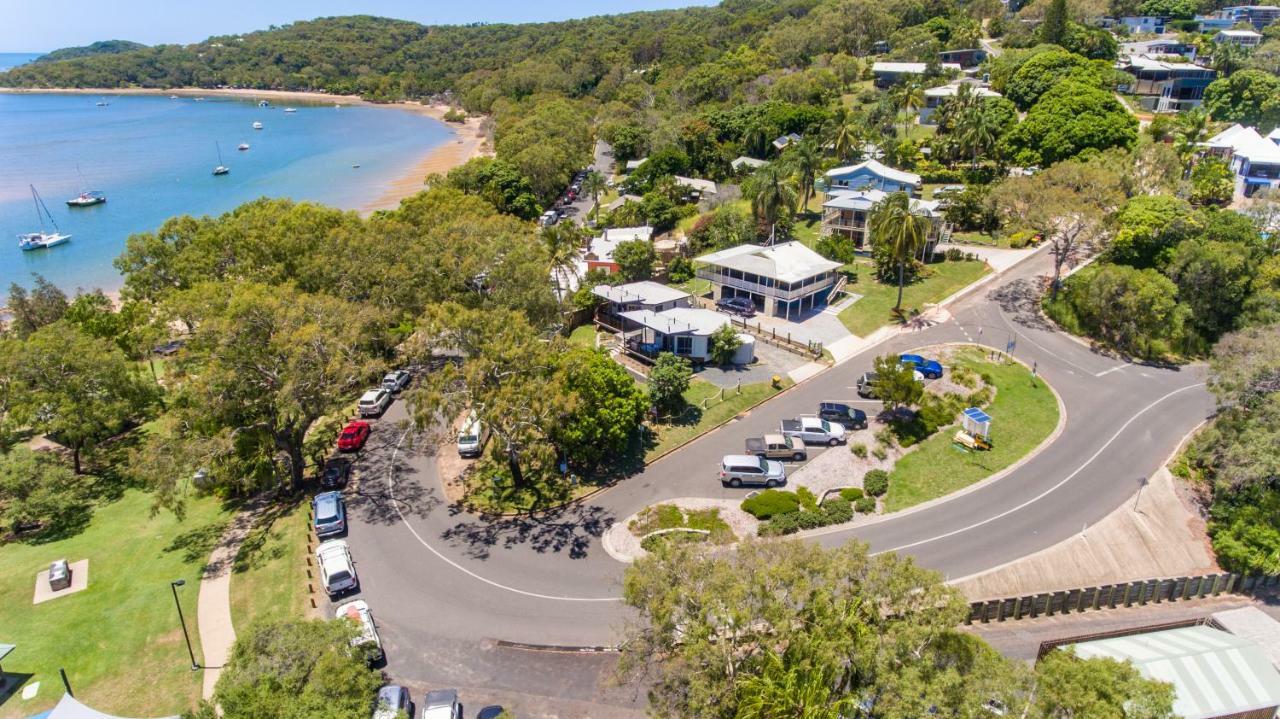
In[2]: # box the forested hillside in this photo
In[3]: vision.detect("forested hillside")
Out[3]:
[34,40,148,63]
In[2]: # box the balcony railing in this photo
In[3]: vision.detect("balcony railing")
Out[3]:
[695,269,834,301]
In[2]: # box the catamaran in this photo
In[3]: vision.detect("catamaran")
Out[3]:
[19,186,71,251]
[212,142,230,176]
[66,165,106,207]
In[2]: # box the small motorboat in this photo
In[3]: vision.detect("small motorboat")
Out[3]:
[95,98,109,107]
[194,97,205,102]
[169,94,179,100]
[252,121,263,130]
[257,100,269,107]
[284,107,297,113]
[67,191,106,207]
[237,143,250,151]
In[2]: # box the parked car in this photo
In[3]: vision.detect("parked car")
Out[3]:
[457,412,488,458]
[422,689,462,719]
[337,421,371,452]
[358,389,392,417]
[382,369,411,392]
[313,491,347,538]
[744,433,807,461]
[539,210,558,227]
[856,369,923,398]
[320,457,352,488]
[335,599,383,663]
[719,454,786,488]
[316,539,358,597]
[817,402,868,429]
[899,354,944,379]
[476,707,506,719]
[373,686,412,719]
[780,417,846,446]
[715,296,756,317]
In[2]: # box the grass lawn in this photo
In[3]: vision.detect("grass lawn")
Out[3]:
[949,231,1008,248]
[839,259,989,337]
[568,325,598,348]
[645,378,792,461]
[673,276,713,297]
[228,497,313,628]
[0,490,232,719]
[884,347,1060,512]
[793,212,823,250]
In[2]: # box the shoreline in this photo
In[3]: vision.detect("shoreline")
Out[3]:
[0,86,492,214]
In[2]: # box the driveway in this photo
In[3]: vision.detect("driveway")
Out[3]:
[339,247,1212,714]
[693,340,807,388]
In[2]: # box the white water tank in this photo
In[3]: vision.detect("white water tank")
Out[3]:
[733,334,755,365]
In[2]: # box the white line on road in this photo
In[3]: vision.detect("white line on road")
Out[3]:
[873,382,1206,557]
[385,427,622,603]
[1094,363,1131,377]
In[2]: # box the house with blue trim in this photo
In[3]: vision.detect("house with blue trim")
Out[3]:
[1204,124,1280,199]
[823,159,921,195]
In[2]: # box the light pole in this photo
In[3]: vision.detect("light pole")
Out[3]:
[170,579,199,671]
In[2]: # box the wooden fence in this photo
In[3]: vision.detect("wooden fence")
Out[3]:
[966,573,1280,625]
[727,316,824,359]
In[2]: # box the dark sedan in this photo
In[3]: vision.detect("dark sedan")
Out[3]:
[715,296,757,317]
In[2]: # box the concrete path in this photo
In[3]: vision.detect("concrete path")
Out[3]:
[196,505,262,700]
[936,243,1034,273]
[953,468,1218,599]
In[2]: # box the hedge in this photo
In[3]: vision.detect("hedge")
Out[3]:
[840,487,865,501]
[758,498,854,536]
[741,489,801,519]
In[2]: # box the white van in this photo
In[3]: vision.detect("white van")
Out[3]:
[457,412,488,458]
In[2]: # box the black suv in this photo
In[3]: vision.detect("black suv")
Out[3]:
[320,457,352,489]
[715,296,757,317]
[817,402,868,429]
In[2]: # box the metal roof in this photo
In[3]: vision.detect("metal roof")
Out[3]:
[1071,625,1280,719]
[963,407,992,423]
[694,241,842,284]
[0,643,13,662]
[824,159,922,188]
[619,307,731,336]
[592,281,691,307]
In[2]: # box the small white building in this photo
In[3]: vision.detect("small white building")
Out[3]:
[1215,28,1265,46]
[585,226,654,275]
[592,281,693,315]
[731,156,769,172]
[620,306,755,365]
[673,176,718,196]
[920,81,1003,125]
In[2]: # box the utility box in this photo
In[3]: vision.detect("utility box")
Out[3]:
[48,559,70,591]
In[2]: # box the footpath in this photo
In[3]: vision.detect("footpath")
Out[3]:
[196,504,263,700]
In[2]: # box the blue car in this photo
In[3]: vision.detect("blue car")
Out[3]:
[899,354,944,379]
[313,491,347,538]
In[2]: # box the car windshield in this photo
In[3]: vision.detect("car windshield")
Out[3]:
[316,501,339,522]
[459,434,477,443]
[329,570,350,583]
[340,428,357,438]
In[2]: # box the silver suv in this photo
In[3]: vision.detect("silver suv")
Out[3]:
[719,454,786,488]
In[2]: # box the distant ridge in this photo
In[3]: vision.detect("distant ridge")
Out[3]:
[35,40,148,63]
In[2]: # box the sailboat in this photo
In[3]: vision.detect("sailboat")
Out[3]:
[18,186,71,251]
[212,142,230,176]
[95,97,109,107]
[66,165,106,207]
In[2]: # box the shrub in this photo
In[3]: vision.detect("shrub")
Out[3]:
[641,531,708,553]
[667,255,695,283]
[854,496,878,513]
[874,427,896,448]
[871,445,888,460]
[850,442,868,458]
[840,487,865,501]
[1008,230,1038,249]
[758,512,799,536]
[741,489,800,519]
[442,107,468,123]
[796,485,819,511]
[864,469,890,497]
[821,498,854,524]
[944,247,966,262]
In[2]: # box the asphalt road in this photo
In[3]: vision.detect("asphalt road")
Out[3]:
[335,247,1213,713]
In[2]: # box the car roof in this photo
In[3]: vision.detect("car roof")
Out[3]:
[343,420,369,429]
[723,454,763,464]
[317,539,349,555]
[425,688,459,706]
[335,599,370,618]
[315,490,343,503]
[359,389,385,401]
[820,401,848,408]
[314,492,343,511]
[378,685,406,700]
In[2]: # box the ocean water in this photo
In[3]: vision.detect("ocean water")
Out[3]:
[0,52,43,71]
[0,92,452,293]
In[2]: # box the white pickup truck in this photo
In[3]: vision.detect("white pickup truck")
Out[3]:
[780,417,846,446]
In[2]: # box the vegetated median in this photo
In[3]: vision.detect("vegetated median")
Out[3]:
[839,258,990,337]
[645,377,793,462]
[884,346,1060,512]
[0,489,232,719]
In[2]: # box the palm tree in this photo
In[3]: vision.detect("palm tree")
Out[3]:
[735,649,853,719]
[541,223,586,302]
[869,191,930,313]
[1174,107,1210,164]
[892,80,925,138]
[1211,40,1245,77]
[744,163,800,234]
[829,117,864,163]
[581,171,606,221]
[957,103,1001,169]
[743,119,774,159]
[786,137,824,213]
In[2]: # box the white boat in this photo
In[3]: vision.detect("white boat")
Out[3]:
[194,97,205,102]
[257,100,269,107]
[237,142,250,151]
[66,165,106,207]
[95,98,109,107]
[252,121,263,130]
[19,186,71,251]
[212,142,230,176]
[283,107,297,113]
[169,94,179,100]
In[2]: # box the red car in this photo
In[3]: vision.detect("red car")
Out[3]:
[337,421,371,452]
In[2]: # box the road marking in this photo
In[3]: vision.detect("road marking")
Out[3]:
[873,382,1206,556]
[384,427,622,603]
[1094,363,1131,377]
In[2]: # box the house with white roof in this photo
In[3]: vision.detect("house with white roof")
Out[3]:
[619,306,755,364]
[1204,124,1280,198]
[1117,55,1216,112]
[731,156,769,172]
[1120,38,1198,60]
[592,281,693,316]
[1067,624,1280,719]
[871,61,963,88]
[1211,4,1280,29]
[624,158,648,172]
[772,133,803,150]
[920,81,1003,124]
[585,226,654,275]
[824,159,922,195]
[1215,28,1265,46]
[673,176,718,197]
[821,189,949,251]
[694,241,843,317]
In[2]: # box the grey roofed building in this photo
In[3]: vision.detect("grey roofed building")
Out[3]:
[618,306,754,364]
[695,241,843,317]
[673,175,718,195]
[731,156,769,171]
[592,281,693,314]
[1069,625,1280,719]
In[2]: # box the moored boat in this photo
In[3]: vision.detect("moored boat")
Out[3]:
[19,186,71,251]
[66,190,106,207]
[213,142,230,175]
[252,121,263,130]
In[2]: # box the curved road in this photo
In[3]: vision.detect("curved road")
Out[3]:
[341,248,1213,709]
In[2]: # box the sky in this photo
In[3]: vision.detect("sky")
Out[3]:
[0,0,718,52]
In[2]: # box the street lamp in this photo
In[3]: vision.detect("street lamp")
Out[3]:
[169,579,199,671]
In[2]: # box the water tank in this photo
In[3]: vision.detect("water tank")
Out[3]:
[733,335,755,365]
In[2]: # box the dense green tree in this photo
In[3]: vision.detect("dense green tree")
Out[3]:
[1034,651,1176,718]
[1004,50,1098,109]
[708,324,743,365]
[1136,0,1196,16]
[1050,264,1186,357]
[198,619,382,719]
[550,347,648,468]
[613,240,657,282]
[443,157,540,219]
[872,354,925,410]
[1003,82,1137,165]
[1041,0,1069,45]
[1105,195,1200,269]
[688,206,759,253]
[1166,238,1256,343]
[0,447,90,540]
[1203,69,1280,128]
[869,192,930,312]
[648,352,693,414]
[1189,157,1235,206]
[5,275,68,338]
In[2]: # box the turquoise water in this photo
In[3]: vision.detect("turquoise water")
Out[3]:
[0,92,451,292]
[0,53,44,71]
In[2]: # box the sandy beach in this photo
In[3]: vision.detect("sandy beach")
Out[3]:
[0,86,492,214]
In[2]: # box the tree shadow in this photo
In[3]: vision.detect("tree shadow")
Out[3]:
[988,277,1055,332]
[231,499,300,574]
[439,500,617,561]
[345,431,440,526]
[162,519,230,568]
